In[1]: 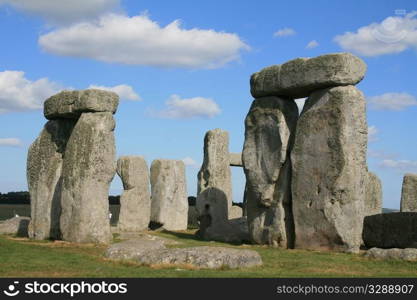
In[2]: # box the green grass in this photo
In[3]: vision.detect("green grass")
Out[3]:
[1,230,417,278]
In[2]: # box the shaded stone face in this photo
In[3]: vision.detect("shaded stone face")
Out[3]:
[400,174,417,212]
[291,86,367,253]
[250,53,366,99]
[27,119,76,240]
[150,159,188,231]
[242,96,298,248]
[365,172,382,216]
[363,212,417,249]
[44,89,119,120]
[197,129,232,220]
[116,156,151,232]
[60,112,116,244]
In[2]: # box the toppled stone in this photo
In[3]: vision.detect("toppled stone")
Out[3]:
[105,237,262,269]
[150,159,188,231]
[116,156,151,231]
[197,129,232,221]
[44,89,119,120]
[292,86,368,253]
[0,217,30,237]
[197,216,250,244]
[363,212,417,249]
[400,173,417,212]
[105,238,167,260]
[136,246,262,269]
[229,205,243,219]
[229,153,243,167]
[60,112,116,244]
[250,53,366,99]
[365,172,382,216]
[27,119,76,240]
[365,248,417,261]
[243,96,298,247]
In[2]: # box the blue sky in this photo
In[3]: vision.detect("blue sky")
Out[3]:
[0,0,417,209]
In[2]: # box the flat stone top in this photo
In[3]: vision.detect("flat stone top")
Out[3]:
[250,52,367,99]
[44,89,119,120]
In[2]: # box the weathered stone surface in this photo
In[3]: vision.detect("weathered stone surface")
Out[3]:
[365,248,417,261]
[400,173,417,212]
[44,89,119,120]
[229,152,243,167]
[150,159,188,231]
[251,53,366,99]
[197,129,232,222]
[188,206,199,228]
[136,246,262,269]
[105,237,262,269]
[60,112,116,243]
[363,212,417,249]
[116,156,151,232]
[0,217,30,237]
[27,119,76,240]
[292,86,368,253]
[105,238,167,260]
[197,216,250,243]
[242,96,298,247]
[365,172,382,216]
[229,205,243,219]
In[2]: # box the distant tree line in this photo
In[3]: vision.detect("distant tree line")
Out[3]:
[0,191,121,205]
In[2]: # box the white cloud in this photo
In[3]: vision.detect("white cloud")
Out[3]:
[295,98,306,113]
[151,95,221,119]
[334,11,417,56]
[182,157,199,168]
[368,149,397,160]
[0,70,62,113]
[368,125,378,142]
[0,0,120,25]
[379,159,417,172]
[0,138,22,147]
[88,84,141,101]
[306,40,319,49]
[273,28,296,37]
[368,92,417,111]
[38,14,249,69]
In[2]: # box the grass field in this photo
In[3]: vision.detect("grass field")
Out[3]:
[1,230,417,278]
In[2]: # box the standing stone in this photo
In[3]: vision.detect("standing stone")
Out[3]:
[292,86,367,253]
[242,96,298,247]
[250,53,366,99]
[60,112,116,243]
[229,205,243,219]
[229,153,243,167]
[27,119,76,240]
[400,174,417,212]
[197,129,232,221]
[116,156,151,232]
[150,159,188,231]
[365,172,382,216]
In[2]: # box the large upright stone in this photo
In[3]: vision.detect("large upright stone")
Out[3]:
[197,129,232,221]
[117,156,151,232]
[363,213,417,248]
[60,112,117,243]
[242,96,298,247]
[27,119,76,240]
[250,53,366,99]
[150,159,188,231]
[365,172,382,216]
[400,174,417,212]
[292,86,367,252]
[44,89,119,120]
